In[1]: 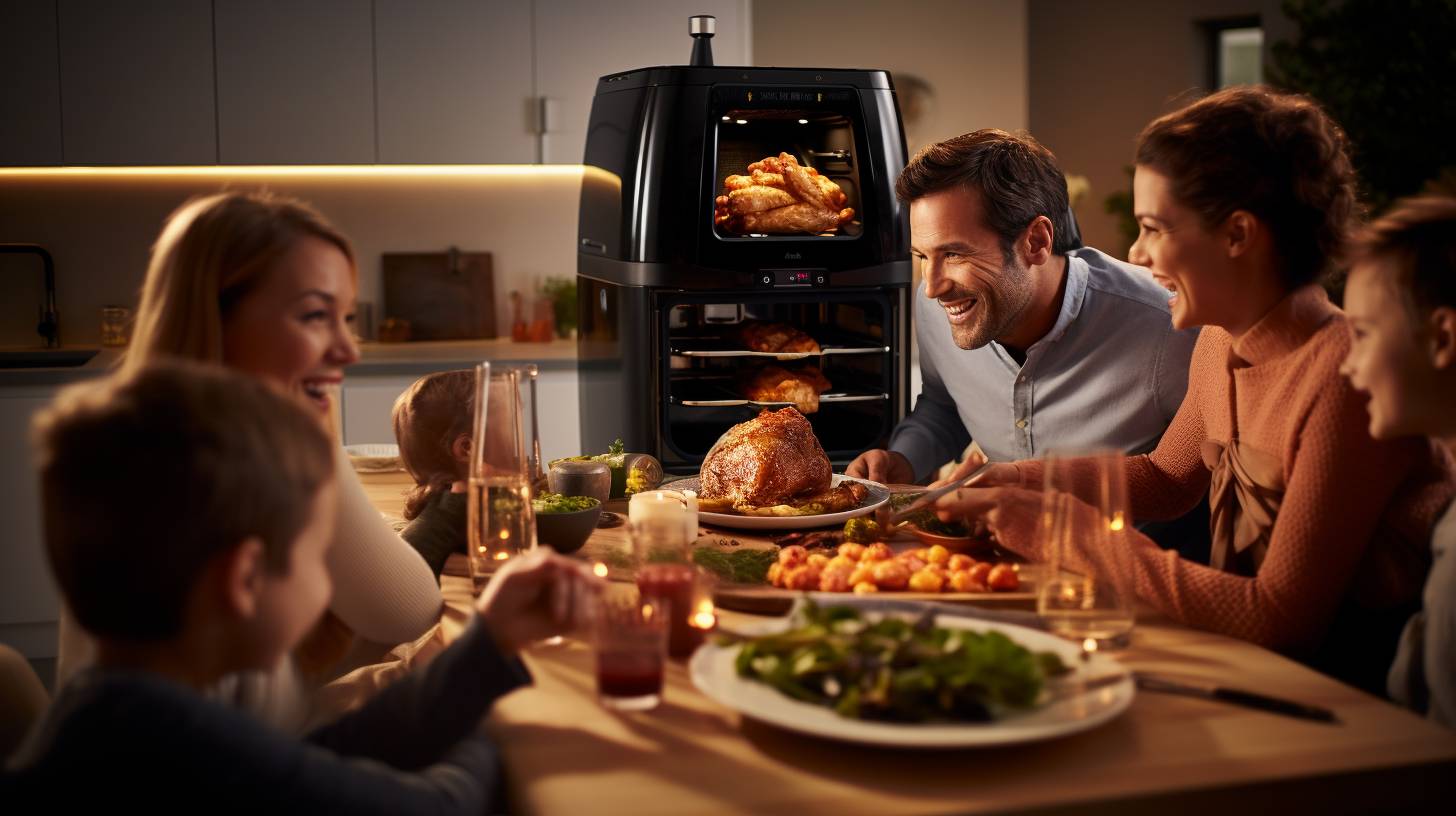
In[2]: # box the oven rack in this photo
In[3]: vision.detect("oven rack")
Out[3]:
[671,344,889,361]
[670,388,888,409]
[673,393,888,409]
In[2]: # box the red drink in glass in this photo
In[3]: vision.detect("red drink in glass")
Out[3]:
[597,651,664,699]
[595,595,667,711]
[636,563,704,658]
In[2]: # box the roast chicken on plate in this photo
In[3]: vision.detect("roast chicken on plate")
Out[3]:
[731,320,820,354]
[714,153,854,235]
[698,407,868,515]
[737,364,831,413]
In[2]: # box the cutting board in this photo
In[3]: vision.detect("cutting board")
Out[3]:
[382,250,496,340]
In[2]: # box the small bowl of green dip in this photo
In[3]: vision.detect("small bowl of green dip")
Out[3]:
[533,493,603,554]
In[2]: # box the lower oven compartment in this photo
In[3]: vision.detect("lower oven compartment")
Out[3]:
[656,289,903,473]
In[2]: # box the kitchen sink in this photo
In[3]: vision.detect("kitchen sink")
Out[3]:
[0,349,100,369]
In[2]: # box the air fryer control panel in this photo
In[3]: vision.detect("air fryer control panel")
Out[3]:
[758,268,829,287]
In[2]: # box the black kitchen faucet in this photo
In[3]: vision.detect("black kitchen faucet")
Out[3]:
[0,243,60,348]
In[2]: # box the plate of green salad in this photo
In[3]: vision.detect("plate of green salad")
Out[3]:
[689,601,1133,748]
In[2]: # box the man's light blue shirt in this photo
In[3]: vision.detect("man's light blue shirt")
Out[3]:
[889,247,1198,481]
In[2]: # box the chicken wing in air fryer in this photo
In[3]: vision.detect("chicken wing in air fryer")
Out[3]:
[737,364,831,413]
[731,321,820,354]
[714,153,854,235]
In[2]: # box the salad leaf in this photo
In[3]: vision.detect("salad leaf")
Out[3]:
[733,602,1067,723]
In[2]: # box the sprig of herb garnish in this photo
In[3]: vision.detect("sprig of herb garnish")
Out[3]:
[692,548,778,584]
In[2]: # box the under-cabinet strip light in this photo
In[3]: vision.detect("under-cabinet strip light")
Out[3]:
[0,165,588,178]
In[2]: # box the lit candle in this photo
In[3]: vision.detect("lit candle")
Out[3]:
[628,490,689,539]
[690,598,717,632]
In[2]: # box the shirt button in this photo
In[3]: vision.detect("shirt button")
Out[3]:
[1015,419,1028,429]
[1018,375,1026,383]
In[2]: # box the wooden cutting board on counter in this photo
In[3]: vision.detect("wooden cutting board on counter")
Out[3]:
[382,250,496,340]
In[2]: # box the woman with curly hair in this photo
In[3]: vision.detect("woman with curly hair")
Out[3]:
[935,87,1455,692]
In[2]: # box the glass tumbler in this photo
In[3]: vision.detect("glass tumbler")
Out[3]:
[595,589,668,711]
[1036,448,1138,650]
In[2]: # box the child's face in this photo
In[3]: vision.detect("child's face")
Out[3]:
[1341,263,1438,439]
[247,481,337,669]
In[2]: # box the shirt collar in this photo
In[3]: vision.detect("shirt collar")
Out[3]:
[1229,284,1338,366]
[1030,253,1088,351]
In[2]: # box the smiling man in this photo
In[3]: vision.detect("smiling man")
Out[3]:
[849,129,1198,488]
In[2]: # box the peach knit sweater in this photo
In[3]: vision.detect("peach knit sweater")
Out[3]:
[1011,285,1455,653]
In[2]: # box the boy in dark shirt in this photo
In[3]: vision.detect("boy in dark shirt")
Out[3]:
[2,362,598,811]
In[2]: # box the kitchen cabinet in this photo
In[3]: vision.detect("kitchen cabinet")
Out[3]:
[0,0,63,166]
[374,0,536,164]
[533,0,752,164]
[2,0,752,167]
[214,0,376,164]
[0,387,65,659]
[56,0,217,165]
[342,367,580,465]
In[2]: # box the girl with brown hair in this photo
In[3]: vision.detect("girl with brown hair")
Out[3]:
[392,369,476,579]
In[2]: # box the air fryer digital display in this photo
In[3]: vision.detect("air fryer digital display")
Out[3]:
[711,86,869,241]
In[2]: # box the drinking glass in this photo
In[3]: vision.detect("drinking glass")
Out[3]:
[595,588,668,711]
[516,363,545,491]
[467,363,538,593]
[627,511,713,659]
[1036,448,1137,649]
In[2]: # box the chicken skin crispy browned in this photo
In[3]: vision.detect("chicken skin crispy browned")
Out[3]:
[737,364,831,413]
[714,153,853,235]
[731,321,820,354]
[700,408,832,506]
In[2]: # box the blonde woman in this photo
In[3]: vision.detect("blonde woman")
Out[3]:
[56,190,443,728]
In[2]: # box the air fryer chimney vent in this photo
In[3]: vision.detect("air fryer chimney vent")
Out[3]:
[689,15,715,67]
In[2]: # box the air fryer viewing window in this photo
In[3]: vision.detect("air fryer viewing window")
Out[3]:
[712,87,867,240]
[658,292,896,468]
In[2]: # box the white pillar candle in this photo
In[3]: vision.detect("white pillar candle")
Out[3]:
[628,490,686,534]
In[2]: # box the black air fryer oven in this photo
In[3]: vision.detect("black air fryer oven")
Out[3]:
[576,19,911,474]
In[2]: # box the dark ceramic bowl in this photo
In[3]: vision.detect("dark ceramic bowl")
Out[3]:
[535,499,603,554]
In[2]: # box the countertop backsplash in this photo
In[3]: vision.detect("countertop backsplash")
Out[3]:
[0,167,582,348]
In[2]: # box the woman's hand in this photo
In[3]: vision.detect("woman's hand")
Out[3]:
[928,449,1021,491]
[932,486,1045,557]
[475,548,603,653]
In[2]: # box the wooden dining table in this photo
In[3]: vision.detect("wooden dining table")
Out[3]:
[353,470,1456,814]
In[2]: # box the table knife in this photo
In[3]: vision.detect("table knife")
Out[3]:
[1135,673,1337,723]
